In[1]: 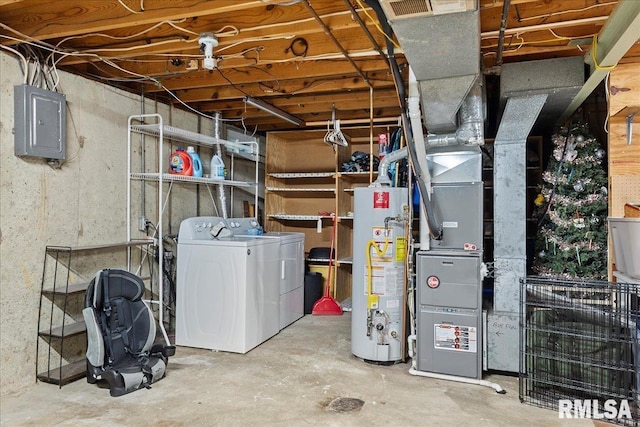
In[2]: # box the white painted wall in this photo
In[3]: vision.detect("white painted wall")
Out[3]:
[0,51,260,394]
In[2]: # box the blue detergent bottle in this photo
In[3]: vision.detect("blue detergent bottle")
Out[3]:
[186,146,203,177]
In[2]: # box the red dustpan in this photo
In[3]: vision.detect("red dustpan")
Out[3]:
[312,215,343,315]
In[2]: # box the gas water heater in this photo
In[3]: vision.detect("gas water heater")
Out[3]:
[351,187,408,362]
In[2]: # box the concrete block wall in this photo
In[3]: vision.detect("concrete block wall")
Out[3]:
[0,51,249,394]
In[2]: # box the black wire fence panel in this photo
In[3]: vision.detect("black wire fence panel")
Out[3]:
[520,276,639,426]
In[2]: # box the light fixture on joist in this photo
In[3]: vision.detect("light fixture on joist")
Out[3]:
[243,96,304,127]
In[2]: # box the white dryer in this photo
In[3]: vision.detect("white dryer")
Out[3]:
[264,231,305,330]
[224,218,305,330]
[176,217,280,354]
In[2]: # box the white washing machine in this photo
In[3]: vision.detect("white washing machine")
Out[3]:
[223,218,305,330]
[175,217,280,353]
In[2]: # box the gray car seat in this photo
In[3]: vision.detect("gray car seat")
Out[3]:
[83,269,175,397]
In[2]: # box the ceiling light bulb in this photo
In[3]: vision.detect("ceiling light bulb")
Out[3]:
[203,56,216,71]
[199,32,218,71]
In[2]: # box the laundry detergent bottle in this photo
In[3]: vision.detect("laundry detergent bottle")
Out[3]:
[211,154,225,180]
[169,148,193,176]
[186,146,203,177]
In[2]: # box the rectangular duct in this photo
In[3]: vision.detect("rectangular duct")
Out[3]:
[500,56,584,135]
[380,0,476,19]
[381,1,480,132]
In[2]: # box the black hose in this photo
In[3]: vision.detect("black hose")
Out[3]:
[364,0,442,239]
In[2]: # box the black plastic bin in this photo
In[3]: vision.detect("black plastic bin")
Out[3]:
[304,272,323,314]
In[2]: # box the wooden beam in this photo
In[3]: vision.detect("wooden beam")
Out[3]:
[481,15,609,38]
[199,91,399,114]
[171,72,396,103]
[239,106,401,126]
[479,0,541,9]
[54,16,385,67]
[560,0,640,122]
[0,1,266,40]
[0,1,363,45]
[138,59,392,92]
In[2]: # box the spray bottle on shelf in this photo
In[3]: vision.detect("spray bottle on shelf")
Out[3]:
[186,146,203,177]
[211,153,225,180]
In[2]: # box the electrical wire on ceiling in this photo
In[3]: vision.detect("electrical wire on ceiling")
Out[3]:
[481,28,601,57]
[515,1,617,23]
[215,34,296,53]
[354,0,400,49]
[0,4,395,125]
[2,19,291,109]
[482,33,524,56]
[0,31,244,123]
[45,21,239,68]
[49,19,190,55]
[482,29,599,46]
[259,0,302,5]
[82,38,194,54]
[117,0,145,14]
[0,44,28,83]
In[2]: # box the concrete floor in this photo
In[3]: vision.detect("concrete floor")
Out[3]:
[1,314,592,426]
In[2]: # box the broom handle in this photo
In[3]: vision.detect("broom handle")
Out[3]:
[326,214,336,298]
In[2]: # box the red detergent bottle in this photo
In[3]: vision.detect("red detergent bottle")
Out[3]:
[169,148,193,176]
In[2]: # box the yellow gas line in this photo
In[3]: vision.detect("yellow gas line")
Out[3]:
[366,235,389,310]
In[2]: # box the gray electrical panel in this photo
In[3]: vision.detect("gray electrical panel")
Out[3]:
[14,84,66,160]
[416,250,483,379]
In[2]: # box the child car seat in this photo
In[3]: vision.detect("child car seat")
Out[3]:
[83,269,175,397]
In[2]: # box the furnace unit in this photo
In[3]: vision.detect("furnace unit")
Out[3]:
[416,144,484,379]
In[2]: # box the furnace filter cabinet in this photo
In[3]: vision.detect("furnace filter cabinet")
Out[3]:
[352,187,408,362]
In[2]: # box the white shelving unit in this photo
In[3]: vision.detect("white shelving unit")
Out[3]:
[127,114,259,344]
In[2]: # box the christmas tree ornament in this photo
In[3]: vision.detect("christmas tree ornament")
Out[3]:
[564,142,578,161]
[573,180,584,192]
[595,148,605,159]
[553,146,563,161]
[534,193,545,206]
[590,215,600,224]
[538,250,546,258]
[575,135,584,143]
[573,210,585,228]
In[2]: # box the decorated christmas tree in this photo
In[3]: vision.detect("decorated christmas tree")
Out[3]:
[533,122,608,280]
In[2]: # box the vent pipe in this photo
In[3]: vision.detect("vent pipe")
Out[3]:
[426,81,485,147]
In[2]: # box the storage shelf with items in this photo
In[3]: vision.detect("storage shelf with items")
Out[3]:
[482,136,543,265]
[36,240,153,387]
[265,126,395,303]
[127,114,260,342]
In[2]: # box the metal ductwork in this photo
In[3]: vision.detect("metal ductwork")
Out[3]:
[380,0,480,133]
